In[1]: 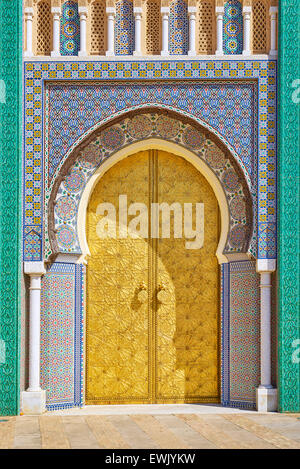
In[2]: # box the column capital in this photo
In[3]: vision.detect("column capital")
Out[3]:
[161,6,170,15]
[24,7,34,17]
[106,6,116,15]
[188,6,197,15]
[215,6,224,16]
[269,6,278,16]
[256,259,276,273]
[78,6,88,16]
[242,5,251,15]
[24,261,46,277]
[133,6,143,15]
[51,6,61,15]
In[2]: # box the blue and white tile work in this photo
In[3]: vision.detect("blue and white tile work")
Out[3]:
[40,262,84,410]
[221,260,260,409]
[115,0,135,55]
[23,59,277,262]
[46,81,256,181]
[169,0,189,55]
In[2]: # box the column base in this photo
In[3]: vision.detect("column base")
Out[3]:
[21,390,46,415]
[78,51,88,57]
[256,387,277,412]
[161,51,169,57]
[215,50,224,56]
[24,51,34,58]
[105,51,115,57]
[188,50,196,56]
[242,50,251,56]
[133,51,142,56]
[269,50,278,57]
[51,51,61,57]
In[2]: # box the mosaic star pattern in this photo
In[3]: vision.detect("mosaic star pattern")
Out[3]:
[222,261,260,409]
[223,0,243,55]
[40,262,84,410]
[115,0,135,55]
[169,0,189,55]
[60,1,80,56]
[46,81,256,181]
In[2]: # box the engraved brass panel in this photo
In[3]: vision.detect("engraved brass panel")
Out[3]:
[155,151,220,403]
[86,150,220,404]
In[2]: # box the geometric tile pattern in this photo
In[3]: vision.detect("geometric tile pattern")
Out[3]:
[169,0,189,55]
[221,261,260,409]
[60,1,80,56]
[23,59,277,261]
[223,0,243,55]
[0,0,22,416]
[51,112,252,259]
[278,0,300,413]
[23,226,42,261]
[46,80,256,182]
[40,262,84,410]
[115,0,135,55]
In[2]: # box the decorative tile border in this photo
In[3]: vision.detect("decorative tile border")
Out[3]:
[221,260,260,409]
[0,0,22,416]
[278,1,300,412]
[23,59,277,262]
[40,262,84,411]
[45,81,256,184]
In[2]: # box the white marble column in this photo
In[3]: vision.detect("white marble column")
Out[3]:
[242,6,251,56]
[78,6,88,56]
[22,262,46,415]
[106,7,116,56]
[24,7,34,57]
[133,7,142,55]
[269,6,278,56]
[215,6,224,56]
[256,259,278,412]
[161,6,170,56]
[51,7,61,57]
[188,6,197,56]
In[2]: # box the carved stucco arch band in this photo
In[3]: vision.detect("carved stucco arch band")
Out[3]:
[48,111,253,264]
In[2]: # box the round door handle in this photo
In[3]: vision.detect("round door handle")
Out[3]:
[157,283,169,304]
[137,283,148,304]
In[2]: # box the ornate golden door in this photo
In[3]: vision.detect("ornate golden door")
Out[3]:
[86,150,220,404]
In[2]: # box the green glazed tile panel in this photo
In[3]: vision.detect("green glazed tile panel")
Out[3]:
[0,0,22,415]
[278,0,300,412]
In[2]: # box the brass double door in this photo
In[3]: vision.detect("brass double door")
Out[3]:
[86,150,220,404]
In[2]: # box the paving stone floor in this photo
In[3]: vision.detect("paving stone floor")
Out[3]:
[0,407,299,449]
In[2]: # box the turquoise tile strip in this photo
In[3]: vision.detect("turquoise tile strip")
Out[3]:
[0,0,22,415]
[278,0,300,412]
[223,0,243,55]
[60,1,80,56]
